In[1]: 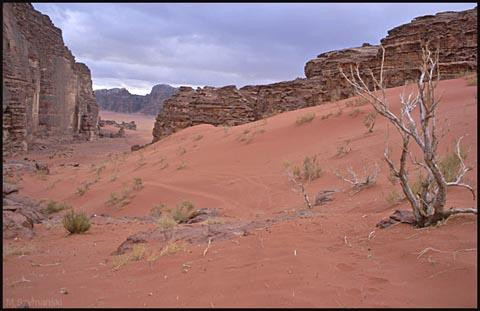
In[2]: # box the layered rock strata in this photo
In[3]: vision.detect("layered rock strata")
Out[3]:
[153,8,477,142]
[2,3,99,155]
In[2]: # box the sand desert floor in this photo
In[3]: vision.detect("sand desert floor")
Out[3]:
[2,78,477,308]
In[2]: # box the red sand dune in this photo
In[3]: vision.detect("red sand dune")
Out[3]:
[3,78,477,307]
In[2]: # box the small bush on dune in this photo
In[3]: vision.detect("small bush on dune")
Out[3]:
[301,155,322,181]
[63,210,90,234]
[150,203,167,218]
[363,111,377,133]
[133,177,144,190]
[288,155,322,183]
[296,112,316,125]
[171,201,197,223]
[349,108,361,118]
[157,214,177,230]
[43,200,70,214]
[160,241,187,256]
[385,189,405,206]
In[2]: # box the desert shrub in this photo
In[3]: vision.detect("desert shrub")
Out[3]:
[171,201,197,223]
[349,108,361,118]
[43,200,70,214]
[296,112,316,125]
[107,190,132,208]
[112,244,146,270]
[133,177,144,190]
[63,210,91,234]
[130,244,146,261]
[157,214,177,230]
[176,161,187,170]
[302,155,322,181]
[205,217,225,225]
[439,145,467,183]
[3,244,35,259]
[76,183,90,196]
[177,147,187,156]
[289,155,322,182]
[363,111,377,132]
[385,189,405,206]
[321,113,333,120]
[160,241,187,256]
[150,203,167,218]
[335,140,352,157]
[193,134,203,141]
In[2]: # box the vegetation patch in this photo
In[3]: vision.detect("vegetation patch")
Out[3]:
[439,144,467,183]
[160,241,187,256]
[171,201,198,223]
[43,200,70,214]
[63,210,91,234]
[295,112,316,125]
[150,203,167,218]
[112,244,146,270]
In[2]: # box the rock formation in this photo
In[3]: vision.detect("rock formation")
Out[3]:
[2,3,99,156]
[94,88,146,114]
[3,182,45,239]
[153,7,477,142]
[94,84,178,115]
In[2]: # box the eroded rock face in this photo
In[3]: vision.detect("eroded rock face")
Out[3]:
[2,3,99,155]
[152,8,477,142]
[94,84,178,116]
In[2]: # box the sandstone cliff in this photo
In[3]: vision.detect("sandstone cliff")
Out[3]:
[94,84,178,116]
[2,3,99,155]
[152,7,477,142]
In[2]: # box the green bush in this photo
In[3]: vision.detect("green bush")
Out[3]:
[63,210,91,234]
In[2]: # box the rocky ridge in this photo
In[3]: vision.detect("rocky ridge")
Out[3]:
[153,7,477,142]
[94,84,178,115]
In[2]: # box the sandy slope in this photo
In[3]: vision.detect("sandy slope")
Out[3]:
[3,78,477,307]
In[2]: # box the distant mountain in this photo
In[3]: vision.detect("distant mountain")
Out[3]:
[94,84,178,115]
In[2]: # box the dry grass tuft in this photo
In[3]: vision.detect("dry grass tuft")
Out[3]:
[295,112,316,125]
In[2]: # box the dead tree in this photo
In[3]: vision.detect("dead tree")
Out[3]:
[339,43,477,227]
[286,169,312,209]
[334,162,380,195]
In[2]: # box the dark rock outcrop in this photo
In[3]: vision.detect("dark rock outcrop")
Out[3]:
[152,8,477,142]
[3,183,45,239]
[2,3,99,155]
[94,84,178,115]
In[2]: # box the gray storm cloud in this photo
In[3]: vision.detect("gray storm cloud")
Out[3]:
[33,3,476,95]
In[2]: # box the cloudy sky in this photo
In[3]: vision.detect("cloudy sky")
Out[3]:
[33,3,476,95]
